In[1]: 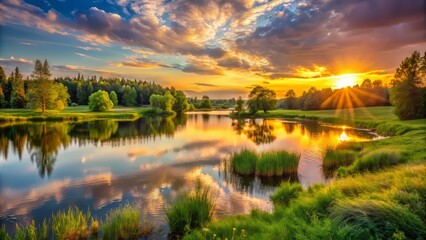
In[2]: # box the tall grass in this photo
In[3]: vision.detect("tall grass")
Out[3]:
[51,207,90,240]
[231,149,258,175]
[322,149,356,177]
[350,149,404,172]
[330,199,426,239]
[230,149,300,177]
[166,186,215,237]
[256,151,300,176]
[102,203,153,240]
[270,181,303,206]
[0,225,10,240]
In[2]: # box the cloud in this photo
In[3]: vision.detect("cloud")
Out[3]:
[52,65,120,76]
[0,56,33,65]
[76,46,102,51]
[113,58,170,69]
[193,83,219,87]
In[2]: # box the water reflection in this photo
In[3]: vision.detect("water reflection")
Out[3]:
[0,114,377,238]
[232,119,276,145]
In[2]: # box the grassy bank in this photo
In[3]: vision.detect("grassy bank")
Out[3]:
[0,106,176,123]
[186,164,426,240]
[182,106,426,239]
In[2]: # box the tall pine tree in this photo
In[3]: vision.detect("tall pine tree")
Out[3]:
[10,67,27,108]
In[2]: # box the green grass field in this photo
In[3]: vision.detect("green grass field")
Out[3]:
[0,106,149,122]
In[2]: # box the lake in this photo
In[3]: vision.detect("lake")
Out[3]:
[0,112,379,237]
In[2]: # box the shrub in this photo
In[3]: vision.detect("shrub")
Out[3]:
[88,90,114,112]
[231,149,258,175]
[270,181,303,206]
[101,203,152,240]
[51,207,90,240]
[256,151,300,176]
[351,149,404,172]
[330,199,426,239]
[166,186,215,237]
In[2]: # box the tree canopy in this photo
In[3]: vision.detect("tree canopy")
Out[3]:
[390,51,426,120]
[88,90,114,112]
[247,86,277,114]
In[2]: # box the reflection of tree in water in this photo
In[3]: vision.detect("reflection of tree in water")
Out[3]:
[0,115,188,176]
[231,119,276,145]
[28,123,71,177]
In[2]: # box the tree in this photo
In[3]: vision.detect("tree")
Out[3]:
[28,60,69,112]
[0,65,11,108]
[360,79,373,89]
[88,90,113,112]
[109,91,118,106]
[200,95,212,109]
[390,51,426,120]
[284,89,298,109]
[10,67,26,108]
[172,90,189,113]
[149,90,175,112]
[247,86,277,114]
[121,86,137,106]
[235,96,244,112]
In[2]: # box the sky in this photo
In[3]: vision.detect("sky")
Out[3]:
[0,0,425,98]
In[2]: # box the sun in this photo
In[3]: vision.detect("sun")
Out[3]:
[335,74,357,89]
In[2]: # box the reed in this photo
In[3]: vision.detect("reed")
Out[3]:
[51,206,90,240]
[166,186,215,237]
[256,151,300,176]
[230,149,258,175]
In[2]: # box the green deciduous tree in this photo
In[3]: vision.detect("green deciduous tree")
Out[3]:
[28,60,69,112]
[390,51,426,120]
[10,67,27,108]
[200,95,212,109]
[235,96,244,113]
[88,90,114,112]
[109,91,118,106]
[172,90,189,113]
[284,89,298,109]
[121,86,137,106]
[247,86,277,114]
[149,90,175,112]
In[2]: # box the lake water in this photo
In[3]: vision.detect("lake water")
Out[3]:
[0,112,379,237]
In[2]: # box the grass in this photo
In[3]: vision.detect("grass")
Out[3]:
[230,149,300,177]
[322,149,356,177]
[230,149,258,175]
[101,203,153,240]
[1,205,153,240]
[185,164,426,240]
[51,207,91,240]
[166,185,215,237]
[257,151,300,176]
[270,181,303,207]
[0,105,155,122]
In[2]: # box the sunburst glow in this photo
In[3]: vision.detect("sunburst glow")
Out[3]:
[335,74,357,89]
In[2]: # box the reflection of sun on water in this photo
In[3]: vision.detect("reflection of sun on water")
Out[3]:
[338,131,350,142]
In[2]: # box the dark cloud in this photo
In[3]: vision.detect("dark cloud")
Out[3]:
[194,83,219,87]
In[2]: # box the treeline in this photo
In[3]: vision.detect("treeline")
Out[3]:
[0,60,193,113]
[277,79,390,111]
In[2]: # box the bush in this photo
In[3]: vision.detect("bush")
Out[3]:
[102,203,153,240]
[270,181,303,206]
[51,207,90,239]
[231,149,258,175]
[166,186,215,237]
[88,90,114,112]
[351,149,404,172]
[330,199,426,239]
